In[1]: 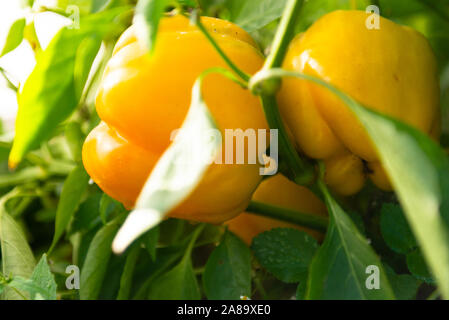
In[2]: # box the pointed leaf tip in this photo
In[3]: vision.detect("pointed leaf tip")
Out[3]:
[112,208,162,254]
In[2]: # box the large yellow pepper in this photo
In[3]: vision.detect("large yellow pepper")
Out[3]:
[82,15,268,224]
[227,174,327,245]
[278,10,441,194]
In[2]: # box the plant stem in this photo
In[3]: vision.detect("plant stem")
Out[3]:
[262,0,303,71]
[247,201,328,233]
[260,95,315,185]
[254,0,314,185]
[189,11,250,83]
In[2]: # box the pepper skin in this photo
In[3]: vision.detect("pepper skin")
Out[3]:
[82,15,268,224]
[227,174,327,245]
[277,10,440,194]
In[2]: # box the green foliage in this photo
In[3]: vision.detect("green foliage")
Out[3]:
[6,254,57,300]
[252,228,318,283]
[134,0,167,53]
[380,203,417,254]
[0,0,448,301]
[9,8,130,167]
[306,180,395,300]
[147,226,204,299]
[79,215,124,299]
[49,164,90,252]
[0,200,36,299]
[0,18,26,57]
[407,249,435,284]
[203,231,251,299]
[385,265,420,300]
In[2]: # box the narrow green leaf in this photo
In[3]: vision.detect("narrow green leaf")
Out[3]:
[133,0,167,53]
[203,231,251,299]
[142,226,159,261]
[80,215,123,300]
[252,228,318,284]
[65,122,84,163]
[306,181,395,300]
[73,35,102,98]
[9,8,128,167]
[0,166,46,188]
[0,18,26,57]
[147,256,200,300]
[112,75,220,253]
[147,224,204,300]
[99,193,120,224]
[0,199,36,300]
[117,245,141,300]
[49,165,90,253]
[68,193,102,235]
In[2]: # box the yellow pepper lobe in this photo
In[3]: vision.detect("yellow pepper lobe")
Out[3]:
[278,10,440,194]
[83,15,268,224]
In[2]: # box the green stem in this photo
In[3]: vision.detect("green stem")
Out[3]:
[188,11,250,83]
[262,0,303,70]
[253,0,314,185]
[260,94,314,185]
[247,200,328,233]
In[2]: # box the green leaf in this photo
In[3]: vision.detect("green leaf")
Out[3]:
[384,265,420,300]
[8,254,57,300]
[73,35,102,98]
[147,256,200,300]
[68,193,102,235]
[112,74,220,253]
[147,224,204,299]
[142,226,159,261]
[306,181,395,300]
[49,165,90,253]
[407,249,435,284]
[227,0,287,32]
[117,245,141,300]
[79,215,123,300]
[0,166,46,188]
[7,277,47,300]
[252,228,318,283]
[133,0,167,53]
[0,18,26,57]
[131,246,185,299]
[380,203,417,254]
[203,231,251,299]
[99,193,121,224]
[28,254,57,300]
[0,199,36,300]
[9,8,128,167]
[65,122,85,163]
